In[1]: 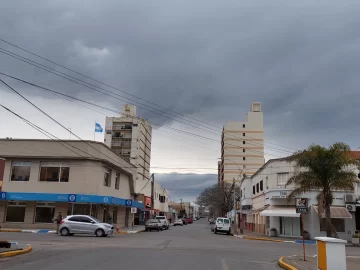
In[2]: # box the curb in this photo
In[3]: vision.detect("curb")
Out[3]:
[278,256,298,270]
[114,229,145,235]
[0,244,32,258]
[244,236,284,242]
[0,229,56,234]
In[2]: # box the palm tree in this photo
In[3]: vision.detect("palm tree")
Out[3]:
[286,142,359,237]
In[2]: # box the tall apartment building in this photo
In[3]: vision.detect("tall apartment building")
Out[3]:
[104,104,152,195]
[220,102,264,183]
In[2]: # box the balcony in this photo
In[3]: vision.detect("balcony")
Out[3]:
[112,125,132,130]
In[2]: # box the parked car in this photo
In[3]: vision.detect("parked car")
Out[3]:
[155,216,170,230]
[185,217,193,224]
[59,215,114,237]
[145,219,163,231]
[181,218,188,225]
[173,219,183,226]
[213,217,231,235]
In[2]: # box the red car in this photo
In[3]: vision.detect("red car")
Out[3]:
[186,217,193,224]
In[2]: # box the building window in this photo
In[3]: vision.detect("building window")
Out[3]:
[253,185,255,195]
[243,149,245,153]
[243,157,246,161]
[277,173,289,186]
[256,183,259,193]
[243,124,245,128]
[11,161,31,181]
[115,173,120,190]
[320,219,345,232]
[6,201,26,222]
[104,168,112,187]
[39,163,69,182]
[243,141,245,144]
[266,176,268,189]
[260,180,263,191]
[243,133,245,136]
[35,202,55,223]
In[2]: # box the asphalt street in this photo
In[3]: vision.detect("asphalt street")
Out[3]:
[0,219,350,270]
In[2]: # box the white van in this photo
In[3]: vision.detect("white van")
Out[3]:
[213,217,231,235]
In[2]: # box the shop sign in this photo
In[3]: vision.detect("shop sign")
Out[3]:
[296,198,308,214]
[131,207,137,213]
[241,205,252,210]
[271,191,288,199]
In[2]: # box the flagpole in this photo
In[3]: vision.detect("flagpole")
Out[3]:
[94,121,96,141]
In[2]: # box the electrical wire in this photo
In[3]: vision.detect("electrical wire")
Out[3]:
[0,72,287,159]
[0,42,298,153]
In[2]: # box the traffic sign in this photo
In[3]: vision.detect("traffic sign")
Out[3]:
[131,207,137,213]
[125,199,132,206]
[296,198,308,214]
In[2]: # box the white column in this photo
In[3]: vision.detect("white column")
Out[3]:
[315,237,347,270]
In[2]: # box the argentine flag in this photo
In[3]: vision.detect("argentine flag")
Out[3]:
[95,122,103,133]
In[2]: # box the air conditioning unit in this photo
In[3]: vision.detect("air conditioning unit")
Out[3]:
[345,194,356,202]
[346,204,356,212]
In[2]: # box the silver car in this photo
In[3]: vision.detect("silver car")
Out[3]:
[59,215,114,237]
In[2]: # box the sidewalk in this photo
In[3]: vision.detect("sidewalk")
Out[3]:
[233,232,316,244]
[280,255,360,270]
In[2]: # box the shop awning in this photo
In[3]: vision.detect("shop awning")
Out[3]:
[260,207,300,217]
[313,206,352,219]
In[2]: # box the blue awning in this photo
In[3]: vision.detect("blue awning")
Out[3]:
[0,191,144,208]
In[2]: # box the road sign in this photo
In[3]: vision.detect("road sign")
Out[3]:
[296,198,308,214]
[131,207,137,213]
[125,199,132,206]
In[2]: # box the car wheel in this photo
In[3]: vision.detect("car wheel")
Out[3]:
[60,227,69,236]
[95,229,105,237]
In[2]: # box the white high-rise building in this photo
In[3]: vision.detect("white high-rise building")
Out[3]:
[104,104,152,195]
[220,102,264,183]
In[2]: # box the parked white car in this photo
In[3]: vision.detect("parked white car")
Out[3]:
[213,217,231,235]
[155,216,170,230]
[173,219,183,226]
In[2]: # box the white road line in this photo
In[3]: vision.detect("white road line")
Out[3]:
[221,258,229,270]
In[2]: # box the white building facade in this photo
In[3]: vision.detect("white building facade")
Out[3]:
[240,157,360,241]
[104,104,152,197]
[221,102,264,183]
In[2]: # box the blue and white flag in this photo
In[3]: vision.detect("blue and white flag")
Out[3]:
[95,122,103,133]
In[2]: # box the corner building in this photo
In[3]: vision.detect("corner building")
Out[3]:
[0,139,143,229]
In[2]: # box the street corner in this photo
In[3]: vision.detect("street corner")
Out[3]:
[0,229,56,234]
[278,256,298,270]
[114,229,145,235]
[0,244,32,258]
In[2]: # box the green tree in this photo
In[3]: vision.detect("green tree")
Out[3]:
[286,142,359,237]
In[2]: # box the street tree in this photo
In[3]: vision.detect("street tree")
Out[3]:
[286,142,359,237]
[196,182,239,217]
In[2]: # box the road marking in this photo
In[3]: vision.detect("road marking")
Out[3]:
[221,258,229,270]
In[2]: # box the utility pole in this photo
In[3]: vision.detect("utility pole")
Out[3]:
[150,173,154,218]
[232,178,236,236]
[180,198,183,218]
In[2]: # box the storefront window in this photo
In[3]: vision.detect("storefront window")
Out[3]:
[35,202,55,223]
[6,201,26,222]
[320,218,345,232]
[11,161,31,181]
[39,162,70,182]
[113,206,118,224]
[91,204,98,218]
[68,204,91,215]
[280,217,300,236]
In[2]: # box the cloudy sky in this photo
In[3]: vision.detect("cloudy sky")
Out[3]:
[1,0,360,201]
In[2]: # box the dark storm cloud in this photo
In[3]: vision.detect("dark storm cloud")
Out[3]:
[1,0,360,149]
[156,173,216,202]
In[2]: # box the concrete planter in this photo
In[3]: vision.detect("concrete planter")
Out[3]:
[351,238,359,246]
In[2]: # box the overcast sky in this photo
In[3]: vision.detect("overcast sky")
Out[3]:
[1,1,360,201]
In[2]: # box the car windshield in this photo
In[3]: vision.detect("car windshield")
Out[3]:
[224,219,230,224]
[217,219,224,223]
[156,217,165,219]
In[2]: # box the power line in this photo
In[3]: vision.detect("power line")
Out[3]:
[0,40,298,152]
[0,72,286,159]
